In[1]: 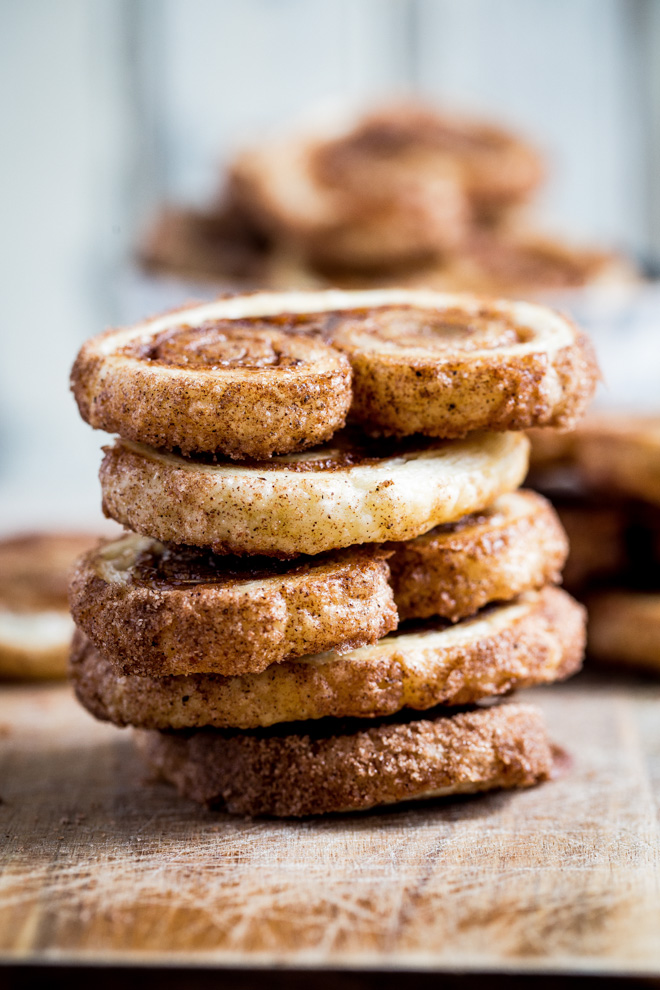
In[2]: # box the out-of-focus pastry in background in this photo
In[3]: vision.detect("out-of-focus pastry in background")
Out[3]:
[0,532,108,680]
[140,101,636,297]
[527,416,660,675]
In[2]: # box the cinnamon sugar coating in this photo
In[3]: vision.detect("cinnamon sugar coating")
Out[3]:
[69,587,584,730]
[99,430,529,557]
[329,293,598,439]
[389,489,568,621]
[71,296,352,460]
[72,290,598,459]
[69,536,396,676]
[135,702,554,816]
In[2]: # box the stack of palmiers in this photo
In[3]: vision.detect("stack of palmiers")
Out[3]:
[68,288,597,817]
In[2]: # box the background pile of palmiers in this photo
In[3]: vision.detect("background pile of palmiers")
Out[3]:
[142,103,634,299]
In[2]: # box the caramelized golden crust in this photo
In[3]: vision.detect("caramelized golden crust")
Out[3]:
[575,415,660,508]
[329,291,598,438]
[69,537,397,676]
[99,430,529,557]
[70,587,584,730]
[135,703,554,816]
[389,490,568,621]
[587,590,660,673]
[71,295,352,460]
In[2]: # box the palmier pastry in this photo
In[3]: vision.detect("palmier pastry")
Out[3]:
[574,416,660,508]
[70,587,584,730]
[71,294,353,460]
[312,104,543,226]
[432,231,636,297]
[100,429,529,557]
[69,537,396,677]
[228,133,469,269]
[0,531,102,680]
[73,289,597,451]
[327,289,598,438]
[389,490,568,621]
[139,205,272,287]
[135,702,554,816]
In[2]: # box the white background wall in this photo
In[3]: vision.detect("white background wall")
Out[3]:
[0,0,657,529]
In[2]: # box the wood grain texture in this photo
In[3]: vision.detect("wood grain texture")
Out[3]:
[1,674,660,975]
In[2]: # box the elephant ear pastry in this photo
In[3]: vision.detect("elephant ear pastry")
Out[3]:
[70,293,353,460]
[327,289,598,438]
[69,587,584,731]
[134,703,555,817]
[68,536,396,677]
[389,489,568,621]
[98,429,529,557]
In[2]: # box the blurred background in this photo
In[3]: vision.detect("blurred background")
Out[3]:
[1,0,659,531]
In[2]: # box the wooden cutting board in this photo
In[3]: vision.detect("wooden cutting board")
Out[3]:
[1,673,660,976]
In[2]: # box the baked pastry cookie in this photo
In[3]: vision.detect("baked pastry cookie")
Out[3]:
[70,587,584,730]
[431,231,636,297]
[327,290,597,438]
[319,103,543,220]
[139,205,271,287]
[99,429,529,557]
[136,702,554,816]
[73,289,597,453]
[587,590,660,673]
[69,536,396,676]
[230,103,542,269]
[0,531,101,680]
[389,489,567,621]
[575,416,660,508]
[228,130,469,269]
[71,294,353,460]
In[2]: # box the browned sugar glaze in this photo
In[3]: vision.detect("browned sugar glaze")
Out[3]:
[121,304,526,371]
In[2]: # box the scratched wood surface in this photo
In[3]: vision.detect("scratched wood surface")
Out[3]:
[1,673,660,975]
